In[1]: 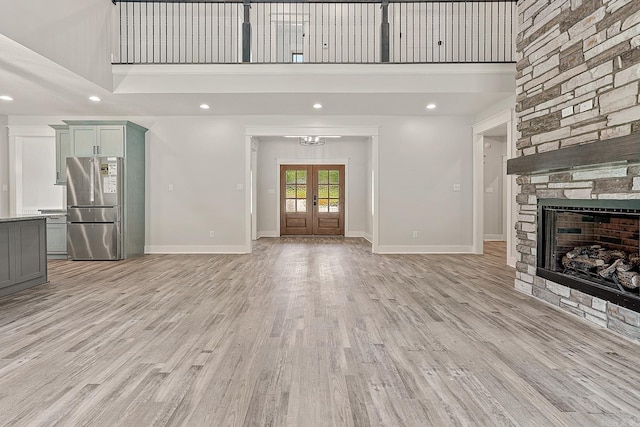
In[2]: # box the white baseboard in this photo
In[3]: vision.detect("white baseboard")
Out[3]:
[345,231,364,238]
[362,232,373,243]
[257,231,279,239]
[484,234,506,241]
[145,245,249,254]
[376,245,473,254]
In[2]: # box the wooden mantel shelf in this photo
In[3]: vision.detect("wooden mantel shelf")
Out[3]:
[506,134,640,175]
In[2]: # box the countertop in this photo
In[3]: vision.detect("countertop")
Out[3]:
[0,213,67,223]
[38,209,67,214]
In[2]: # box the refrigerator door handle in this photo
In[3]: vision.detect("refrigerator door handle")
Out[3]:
[89,159,95,203]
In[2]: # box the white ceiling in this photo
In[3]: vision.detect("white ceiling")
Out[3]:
[0,35,516,118]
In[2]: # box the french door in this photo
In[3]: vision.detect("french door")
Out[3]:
[280,165,345,236]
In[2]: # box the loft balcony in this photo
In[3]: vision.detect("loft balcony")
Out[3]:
[0,0,516,116]
[113,0,517,65]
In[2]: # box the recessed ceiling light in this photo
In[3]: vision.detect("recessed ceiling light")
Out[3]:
[0,95,14,101]
[89,96,101,102]
[313,103,323,109]
[200,104,210,110]
[426,103,437,110]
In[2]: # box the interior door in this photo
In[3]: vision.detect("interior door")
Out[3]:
[280,165,345,236]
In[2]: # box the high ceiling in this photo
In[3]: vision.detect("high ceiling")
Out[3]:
[0,34,516,118]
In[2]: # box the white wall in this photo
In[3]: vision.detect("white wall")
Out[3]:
[0,115,8,216]
[474,95,516,124]
[144,117,247,253]
[377,115,474,252]
[255,137,368,237]
[9,114,476,254]
[0,0,114,90]
[483,136,506,239]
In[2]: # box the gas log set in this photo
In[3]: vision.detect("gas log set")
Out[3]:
[562,246,640,292]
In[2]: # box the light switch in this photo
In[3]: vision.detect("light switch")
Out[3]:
[168,184,174,191]
[1,184,7,192]
[268,189,275,194]
[453,184,461,192]
[237,184,244,191]
[486,187,494,193]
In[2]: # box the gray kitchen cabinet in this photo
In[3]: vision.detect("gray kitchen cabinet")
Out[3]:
[51,121,146,185]
[0,218,48,297]
[51,125,71,185]
[14,220,47,284]
[0,223,15,289]
[68,125,124,157]
[45,216,67,257]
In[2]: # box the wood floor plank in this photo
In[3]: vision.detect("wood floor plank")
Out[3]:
[0,239,640,426]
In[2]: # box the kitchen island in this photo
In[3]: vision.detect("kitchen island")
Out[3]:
[0,216,48,298]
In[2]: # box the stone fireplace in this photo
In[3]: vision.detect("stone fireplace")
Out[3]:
[537,198,640,311]
[510,0,640,341]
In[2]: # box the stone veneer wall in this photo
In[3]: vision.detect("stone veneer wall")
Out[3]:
[514,0,640,341]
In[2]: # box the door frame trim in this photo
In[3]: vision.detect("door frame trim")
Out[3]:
[471,109,516,267]
[245,126,379,254]
[7,126,56,216]
[277,159,349,237]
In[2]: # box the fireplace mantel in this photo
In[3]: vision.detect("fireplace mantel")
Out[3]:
[507,134,640,175]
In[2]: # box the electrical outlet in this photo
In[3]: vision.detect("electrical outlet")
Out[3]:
[209,231,215,238]
[168,184,174,191]
[453,184,461,192]
[412,231,418,238]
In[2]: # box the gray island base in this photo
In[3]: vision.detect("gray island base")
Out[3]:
[0,216,48,298]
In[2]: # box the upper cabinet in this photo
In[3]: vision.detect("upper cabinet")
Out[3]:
[70,125,125,157]
[50,125,70,186]
[52,121,148,185]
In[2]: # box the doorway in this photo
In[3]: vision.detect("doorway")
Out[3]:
[472,109,516,267]
[280,164,345,236]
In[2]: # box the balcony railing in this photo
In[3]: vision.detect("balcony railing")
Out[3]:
[113,0,517,64]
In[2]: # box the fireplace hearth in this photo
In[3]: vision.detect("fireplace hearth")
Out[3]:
[538,199,640,312]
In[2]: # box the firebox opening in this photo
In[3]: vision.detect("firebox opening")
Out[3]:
[537,199,640,312]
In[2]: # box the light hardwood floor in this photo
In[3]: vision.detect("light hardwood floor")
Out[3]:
[1,239,640,426]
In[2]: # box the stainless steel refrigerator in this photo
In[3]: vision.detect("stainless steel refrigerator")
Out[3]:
[67,157,124,260]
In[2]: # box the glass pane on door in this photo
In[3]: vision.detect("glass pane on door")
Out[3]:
[285,169,308,212]
[317,169,340,213]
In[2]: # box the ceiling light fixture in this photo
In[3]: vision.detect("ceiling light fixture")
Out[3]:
[313,103,323,109]
[299,136,326,146]
[426,103,437,110]
[285,135,341,139]
[89,96,101,102]
[200,104,210,110]
[0,95,14,101]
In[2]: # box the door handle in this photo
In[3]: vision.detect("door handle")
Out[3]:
[89,159,95,203]
[313,195,317,206]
